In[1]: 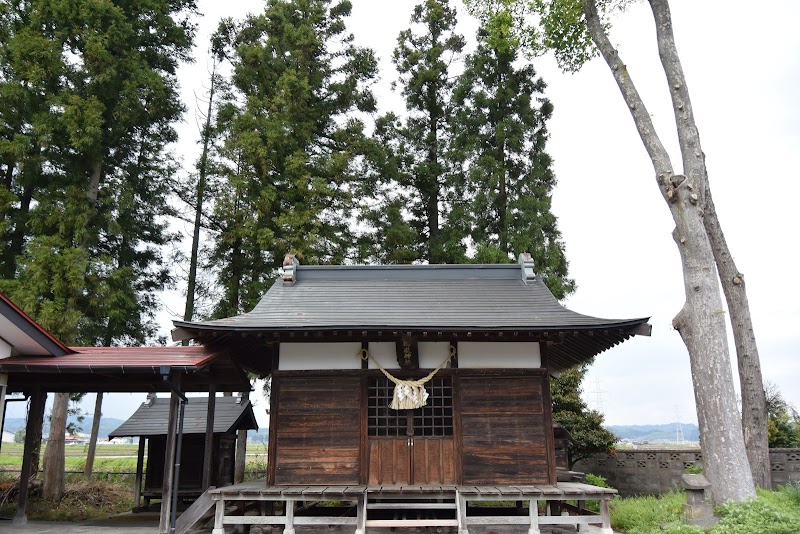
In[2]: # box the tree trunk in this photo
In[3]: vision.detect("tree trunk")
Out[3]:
[183,62,218,341]
[703,191,771,487]
[647,0,771,488]
[84,392,103,478]
[582,0,756,504]
[42,392,69,501]
[667,178,756,504]
[234,392,249,484]
[3,183,32,278]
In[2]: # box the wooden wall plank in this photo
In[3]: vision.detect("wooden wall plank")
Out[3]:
[459,375,551,484]
[273,376,361,485]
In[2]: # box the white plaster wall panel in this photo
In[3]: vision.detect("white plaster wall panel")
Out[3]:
[419,342,451,368]
[0,339,10,359]
[279,342,361,370]
[457,342,541,368]
[368,342,399,370]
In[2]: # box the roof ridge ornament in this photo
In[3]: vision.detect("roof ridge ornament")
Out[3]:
[518,252,536,282]
[282,253,299,285]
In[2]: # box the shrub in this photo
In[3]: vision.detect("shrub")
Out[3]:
[709,485,800,534]
[585,473,611,489]
[609,491,701,534]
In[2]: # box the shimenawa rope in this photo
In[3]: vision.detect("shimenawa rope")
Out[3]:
[359,346,454,410]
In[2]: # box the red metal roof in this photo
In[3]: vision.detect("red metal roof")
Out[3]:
[0,292,73,355]
[0,346,218,372]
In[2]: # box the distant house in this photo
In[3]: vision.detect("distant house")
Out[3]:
[1,430,13,443]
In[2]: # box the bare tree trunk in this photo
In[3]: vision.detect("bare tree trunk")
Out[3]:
[647,0,771,488]
[84,393,103,478]
[43,392,69,501]
[703,192,770,486]
[582,0,755,504]
[183,61,218,343]
[234,392,249,484]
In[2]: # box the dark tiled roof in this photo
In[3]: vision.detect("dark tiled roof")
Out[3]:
[109,395,258,438]
[172,263,649,371]
[174,264,646,332]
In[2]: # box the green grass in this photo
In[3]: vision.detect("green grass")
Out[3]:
[608,484,800,534]
[610,491,700,533]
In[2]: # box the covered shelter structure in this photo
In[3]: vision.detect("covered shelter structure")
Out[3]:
[170,254,651,533]
[109,395,258,510]
[0,293,251,532]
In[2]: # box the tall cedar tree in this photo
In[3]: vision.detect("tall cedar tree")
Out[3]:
[466,0,764,501]
[369,0,467,264]
[0,0,196,500]
[209,0,377,316]
[452,11,574,299]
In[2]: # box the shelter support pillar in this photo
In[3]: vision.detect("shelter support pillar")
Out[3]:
[0,373,6,422]
[133,436,146,510]
[202,385,216,490]
[234,391,249,484]
[0,373,7,452]
[12,387,46,527]
[159,375,181,534]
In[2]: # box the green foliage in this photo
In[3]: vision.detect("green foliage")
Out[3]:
[0,0,196,344]
[452,9,574,298]
[686,464,704,475]
[607,486,800,534]
[13,428,25,444]
[710,486,800,534]
[366,0,467,264]
[551,363,617,466]
[464,0,632,73]
[208,0,378,315]
[765,382,800,448]
[584,472,611,488]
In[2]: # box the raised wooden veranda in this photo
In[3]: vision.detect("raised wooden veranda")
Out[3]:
[203,481,615,534]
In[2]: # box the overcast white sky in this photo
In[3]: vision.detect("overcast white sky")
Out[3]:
[10,0,798,430]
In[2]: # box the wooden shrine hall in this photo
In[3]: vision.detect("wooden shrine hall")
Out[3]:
[167,253,652,533]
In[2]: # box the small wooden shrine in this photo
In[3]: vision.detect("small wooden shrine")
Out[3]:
[109,395,258,509]
[173,254,650,490]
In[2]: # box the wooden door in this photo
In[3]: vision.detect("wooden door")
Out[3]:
[367,377,456,485]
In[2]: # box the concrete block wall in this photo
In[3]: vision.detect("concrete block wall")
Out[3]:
[573,448,800,496]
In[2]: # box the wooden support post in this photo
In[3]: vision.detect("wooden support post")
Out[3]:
[600,499,614,534]
[133,436,146,510]
[528,498,541,534]
[202,385,216,490]
[159,377,181,534]
[234,391,248,484]
[284,499,295,534]
[12,388,46,527]
[458,492,469,534]
[355,494,366,534]
[0,373,7,457]
[212,499,225,534]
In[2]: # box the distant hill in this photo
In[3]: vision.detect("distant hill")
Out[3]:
[608,423,700,443]
[4,415,126,440]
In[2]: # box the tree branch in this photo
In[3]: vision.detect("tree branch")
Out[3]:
[581,0,673,182]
